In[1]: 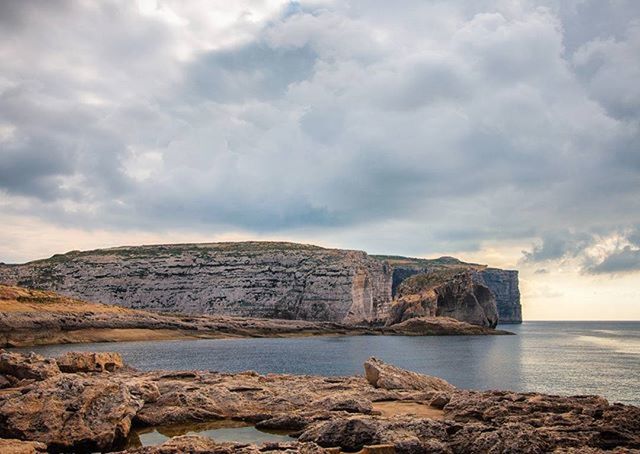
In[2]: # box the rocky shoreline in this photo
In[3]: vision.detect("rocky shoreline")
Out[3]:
[0,285,511,347]
[0,351,638,453]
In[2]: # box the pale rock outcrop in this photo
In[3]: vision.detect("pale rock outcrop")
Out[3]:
[364,357,455,393]
[56,351,124,373]
[0,350,60,381]
[379,255,522,324]
[0,438,47,454]
[0,374,143,452]
[386,271,499,328]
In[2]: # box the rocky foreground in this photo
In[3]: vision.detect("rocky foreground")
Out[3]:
[0,285,509,347]
[0,351,638,453]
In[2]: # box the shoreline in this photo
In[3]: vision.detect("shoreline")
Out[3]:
[2,320,514,348]
[0,351,637,453]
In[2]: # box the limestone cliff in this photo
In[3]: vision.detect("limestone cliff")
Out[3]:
[386,270,499,328]
[374,255,522,324]
[0,242,521,325]
[0,242,392,323]
[477,268,521,324]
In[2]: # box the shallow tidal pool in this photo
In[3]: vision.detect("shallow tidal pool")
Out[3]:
[126,420,295,448]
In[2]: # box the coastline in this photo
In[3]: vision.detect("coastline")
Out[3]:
[0,284,512,348]
[0,351,637,453]
[1,318,513,348]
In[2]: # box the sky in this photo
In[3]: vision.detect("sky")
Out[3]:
[0,0,639,320]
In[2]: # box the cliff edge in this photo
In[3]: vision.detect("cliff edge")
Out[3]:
[0,242,522,325]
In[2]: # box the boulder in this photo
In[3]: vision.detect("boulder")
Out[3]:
[56,351,124,373]
[364,358,455,393]
[0,374,143,452]
[312,394,373,414]
[0,351,60,381]
[299,416,381,451]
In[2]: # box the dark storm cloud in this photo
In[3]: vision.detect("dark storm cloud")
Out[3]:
[0,0,639,271]
[522,231,594,263]
[587,247,640,275]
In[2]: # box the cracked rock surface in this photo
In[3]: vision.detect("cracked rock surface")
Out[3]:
[0,353,637,453]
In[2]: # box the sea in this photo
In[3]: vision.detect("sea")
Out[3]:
[12,321,640,406]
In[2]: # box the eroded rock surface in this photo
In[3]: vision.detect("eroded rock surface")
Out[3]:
[0,354,636,453]
[386,271,499,328]
[0,243,392,323]
[364,357,455,393]
[378,255,522,324]
[0,285,509,347]
[57,352,124,373]
[0,242,522,325]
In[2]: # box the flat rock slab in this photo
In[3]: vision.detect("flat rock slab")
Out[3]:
[0,354,637,453]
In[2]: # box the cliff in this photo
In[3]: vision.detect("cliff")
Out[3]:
[0,242,392,324]
[477,268,521,324]
[0,242,522,325]
[373,255,522,324]
[0,285,510,347]
[386,270,499,328]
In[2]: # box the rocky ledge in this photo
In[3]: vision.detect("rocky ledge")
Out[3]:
[0,351,638,453]
[0,285,510,347]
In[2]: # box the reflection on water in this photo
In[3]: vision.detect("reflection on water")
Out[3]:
[11,321,640,405]
[126,420,294,448]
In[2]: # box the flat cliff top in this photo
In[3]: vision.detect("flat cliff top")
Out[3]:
[6,241,367,266]
[0,285,135,314]
[372,254,486,270]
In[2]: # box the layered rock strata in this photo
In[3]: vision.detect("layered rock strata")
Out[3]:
[0,243,392,323]
[0,242,522,325]
[0,285,509,347]
[0,353,637,453]
[375,255,522,324]
[477,268,521,324]
[386,271,499,328]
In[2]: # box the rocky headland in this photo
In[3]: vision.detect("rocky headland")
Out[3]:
[0,285,510,347]
[386,270,498,328]
[0,352,637,453]
[0,242,522,327]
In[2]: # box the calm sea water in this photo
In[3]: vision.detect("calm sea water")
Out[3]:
[12,321,640,406]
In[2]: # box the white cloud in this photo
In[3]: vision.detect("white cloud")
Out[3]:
[0,0,638,278]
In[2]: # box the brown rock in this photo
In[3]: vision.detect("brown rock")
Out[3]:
[364,357,455,393]
[387,271,498,328]
[0,351,60,381]
[56,351,124,373]
[0,374,143,452]
[121,435,330,454]
[429,393,451,409]
[0,438,47,454]
[299,416,381,451]
[361,444,396,454]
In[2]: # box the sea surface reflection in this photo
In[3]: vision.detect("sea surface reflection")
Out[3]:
[13,321,640,405]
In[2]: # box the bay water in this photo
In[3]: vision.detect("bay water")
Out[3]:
[13,321,640,406]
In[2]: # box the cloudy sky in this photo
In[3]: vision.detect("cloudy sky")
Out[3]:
[1,0,639,319]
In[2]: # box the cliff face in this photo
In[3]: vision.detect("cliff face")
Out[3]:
[477,268,521,324]
[0,242,521,325]
[386,271,499,328]
[0,242,392,323]
[375,255,522,324]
